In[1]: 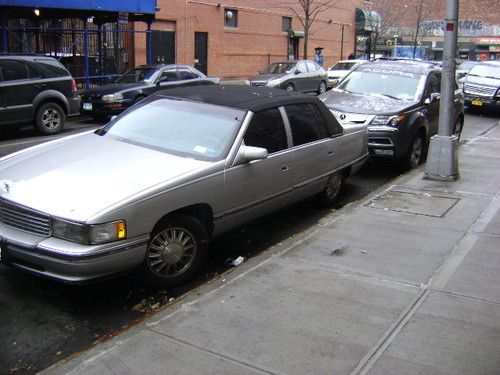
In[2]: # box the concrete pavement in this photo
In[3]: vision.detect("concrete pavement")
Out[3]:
[44,124,500,375]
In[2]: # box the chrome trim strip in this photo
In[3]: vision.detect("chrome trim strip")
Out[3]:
[368,126,399,132]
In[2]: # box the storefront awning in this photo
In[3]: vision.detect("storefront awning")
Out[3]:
[288,30,305,39]
[356,9,381,32]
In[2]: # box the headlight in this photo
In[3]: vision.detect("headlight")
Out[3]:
[244,80,251,85]
[371,114,406,126]
[267,78,286,87]
[102,93,124,102]
[52,219,126,244]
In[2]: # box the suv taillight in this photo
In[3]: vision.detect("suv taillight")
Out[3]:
[71,79,77,94]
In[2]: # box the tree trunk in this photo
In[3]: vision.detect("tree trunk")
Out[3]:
[303,14,309,59]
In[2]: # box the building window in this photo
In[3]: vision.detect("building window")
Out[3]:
[224,9,238,28]
[282,17,292,32]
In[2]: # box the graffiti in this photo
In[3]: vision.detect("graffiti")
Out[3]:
[420,19,499,37]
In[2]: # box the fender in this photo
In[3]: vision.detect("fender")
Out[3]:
[407,107,429,140]
[32,90,70,114]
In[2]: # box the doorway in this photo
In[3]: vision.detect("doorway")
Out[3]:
[151,30,175,64]
[194,32,208,74]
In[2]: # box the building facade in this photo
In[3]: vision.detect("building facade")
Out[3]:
[134,0,366,79]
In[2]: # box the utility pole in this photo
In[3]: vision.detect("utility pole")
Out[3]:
[424,0,459,181]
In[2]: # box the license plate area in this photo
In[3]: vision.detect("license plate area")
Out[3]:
[471,99,483,106]
[83,102,93,111]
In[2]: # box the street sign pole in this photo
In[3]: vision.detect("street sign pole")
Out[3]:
[424,0,460,181]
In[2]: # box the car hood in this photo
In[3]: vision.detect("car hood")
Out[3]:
[248,73,286,82]
[464,75,499,87]
[81,83,148,96]
[327,70,349,79]
[319,89,417,115]
[0,132,211,222]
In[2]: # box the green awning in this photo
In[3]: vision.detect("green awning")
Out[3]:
[288,30,305,38]
[356,9,381,32]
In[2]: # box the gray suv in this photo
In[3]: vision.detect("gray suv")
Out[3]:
[460,61,500,112]
[0,54,80,135]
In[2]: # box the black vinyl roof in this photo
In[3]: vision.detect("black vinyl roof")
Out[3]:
[155,85,322,112]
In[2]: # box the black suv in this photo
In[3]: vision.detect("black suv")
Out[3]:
[319,59,464,169]
[0,54,80,135]
[460,61,500,112]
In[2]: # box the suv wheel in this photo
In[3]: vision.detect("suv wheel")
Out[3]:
[35,102,65,135]
[402,132,425,170]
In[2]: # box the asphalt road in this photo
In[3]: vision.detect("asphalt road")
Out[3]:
[0,110,498,374]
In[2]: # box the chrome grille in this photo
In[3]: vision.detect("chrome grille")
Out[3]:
[464,84,496,97]
[0,199,51,236]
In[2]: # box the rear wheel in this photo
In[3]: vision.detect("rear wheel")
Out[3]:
[35,102,65,135]
[139,214,209,288]
[285,83,295,91]
[318,171,343,206]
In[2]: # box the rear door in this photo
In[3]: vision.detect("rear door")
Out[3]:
[0,59,39,124]
[223,108,294,228]
[306,61,321,91]
[293,62,308,91]
[424,72,441,136]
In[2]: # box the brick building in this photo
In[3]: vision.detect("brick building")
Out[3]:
[134,0,367,79]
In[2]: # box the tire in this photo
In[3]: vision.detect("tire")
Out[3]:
[285,83,295,92]
[453,117,463,141]
[35,102,65,135]
[139,214,209,288]
[402,132,425,170]
[318,171,343,206]
[317,81,327,95]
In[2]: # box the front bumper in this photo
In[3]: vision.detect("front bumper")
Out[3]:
[0,222,149,283]
[367,125,406,158]
[68,96,81,116]
[80,99,133,117]
[464,94,500,110]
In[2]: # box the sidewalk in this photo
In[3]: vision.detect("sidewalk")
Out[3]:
[45,126,500,375]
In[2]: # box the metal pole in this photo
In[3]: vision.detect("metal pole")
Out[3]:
[424,0,459,181]
[146,21,153,64]
[1,13,9,53]
[84,19,90,90]
[340,24,345,60]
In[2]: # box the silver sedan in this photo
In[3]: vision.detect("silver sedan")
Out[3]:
[0,86,368,287]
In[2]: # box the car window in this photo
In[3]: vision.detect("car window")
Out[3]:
[115,67,156,83]
[260,62,296,74]
[34,58,69,77]
[295,62,307,74]
[178,69,199,80]
[285,103,329,146]
[158,68,179,82]
[244,108,288,154]
[330,62,355,71]
[306,61,317,72]
[427,73,441,94]
[0,60,29,81]
[98,98,245,161]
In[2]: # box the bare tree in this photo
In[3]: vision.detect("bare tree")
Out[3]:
[271,0,336,59]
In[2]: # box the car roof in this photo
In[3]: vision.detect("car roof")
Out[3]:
[136,64,195,69]
[356,59,439,75]
[155,85,322,112]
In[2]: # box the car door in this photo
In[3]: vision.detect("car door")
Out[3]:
[0,59,38,124]
[293,62,308,91]
[306,61,321,92]
[283,103,344,200]
[222,108,294,229]
[424,72,441,136]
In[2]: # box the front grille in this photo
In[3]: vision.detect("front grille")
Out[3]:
[0,199,51,237]
[464,84,496,97]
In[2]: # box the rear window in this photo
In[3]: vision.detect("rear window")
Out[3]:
[34,58,70,77]
[0,59,29,81]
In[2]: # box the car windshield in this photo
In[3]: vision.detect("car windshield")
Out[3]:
[260,62,296,74]
[457,61,477,71]
[337,70,424,101]
[330,62,356,71]
[115,67,157,83]
[467,64,500,79]
[97,98,245,160]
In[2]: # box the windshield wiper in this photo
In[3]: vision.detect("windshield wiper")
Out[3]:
[371,93,400,100]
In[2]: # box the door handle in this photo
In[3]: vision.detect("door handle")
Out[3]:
[328,151,334,156]
[281,165,289,172]
[34,84,46,89]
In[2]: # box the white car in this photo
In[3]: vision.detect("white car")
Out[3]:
[327,59,367,88]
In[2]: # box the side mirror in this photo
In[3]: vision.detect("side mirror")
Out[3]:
[258,69,265,74]
[294,70,301,75]
[425,92,441,104]
[233,145,268,166]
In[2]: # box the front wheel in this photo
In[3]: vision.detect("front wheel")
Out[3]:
[318,171,343,206]
[317,81,327,95]
[35,102,65,135]
[139,214,209,288]
[402,132,425,170]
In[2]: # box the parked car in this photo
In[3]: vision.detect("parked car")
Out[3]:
[0,54,80,135]
[327,59,367,88]
[456,60,478,80]
[0,85,368,287]
[459,61,500,112]
[79,64,219,119]
[319,59,465,169]
[247,60,328,94]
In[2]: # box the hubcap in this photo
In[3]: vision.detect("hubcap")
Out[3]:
[326,173,341,200]
[410,137,422,167]
[147,227,196,278]
[286,84,294,91]
[319,82,326,93]
[42,108,61,130]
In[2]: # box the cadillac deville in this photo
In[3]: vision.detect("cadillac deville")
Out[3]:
[0,86,368,287]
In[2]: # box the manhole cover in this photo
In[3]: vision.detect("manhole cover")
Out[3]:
[366,191,459,217]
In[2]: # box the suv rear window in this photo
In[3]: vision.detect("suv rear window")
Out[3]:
[0,60,29,81]
[34,58,70,77]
